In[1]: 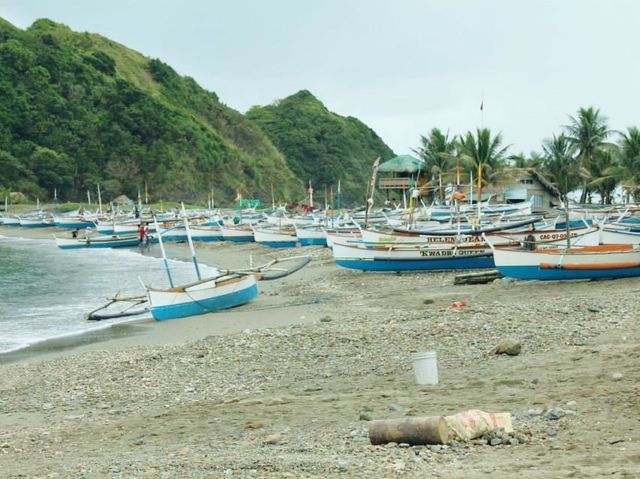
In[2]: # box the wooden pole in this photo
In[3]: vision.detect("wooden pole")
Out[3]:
[476,163,482,222]
[97,183,103,214]
[369,416,449,445]
[153,216,174,287]
[364,157,381,229]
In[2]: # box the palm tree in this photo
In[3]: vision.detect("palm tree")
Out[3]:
[586,147,618,204]
[457,128,510,202]
[413,128,456,201]
[608,127,640,202]
[540,133,581,201]
[509,151,544,169]
[564,107,611,203]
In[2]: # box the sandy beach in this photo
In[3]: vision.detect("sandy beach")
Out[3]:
[1,225,639,478]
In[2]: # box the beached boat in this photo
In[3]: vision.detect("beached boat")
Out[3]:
[295,224,327,246]
[55,234,142,249]
[599,224,640,245]
[147,273,259,320]
[331,239,494,272]
[252,225,297,248]
[19,215,52,228]
[487,242,640,280]
[221,224,255,242]
[161,224,223,242]
[53,212,97,229]
[1,215,21,226]
[324,226,362,248]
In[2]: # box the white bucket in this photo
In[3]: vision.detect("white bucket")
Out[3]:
[411,351,438,385]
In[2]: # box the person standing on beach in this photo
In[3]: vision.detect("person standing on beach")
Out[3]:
[138,223,146,245]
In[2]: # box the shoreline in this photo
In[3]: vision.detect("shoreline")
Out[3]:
[0,224,329,365]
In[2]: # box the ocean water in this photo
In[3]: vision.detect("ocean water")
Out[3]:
[0,234,219,354]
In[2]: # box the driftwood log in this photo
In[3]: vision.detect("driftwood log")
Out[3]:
[368,416,449,445]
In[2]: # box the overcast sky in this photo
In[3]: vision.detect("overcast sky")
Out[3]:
[2,0,640,156]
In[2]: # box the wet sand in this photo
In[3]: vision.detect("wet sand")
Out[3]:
[0,225,639,478]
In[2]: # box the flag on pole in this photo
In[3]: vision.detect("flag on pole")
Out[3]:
[480,100,484,112]
[234,189,242,203]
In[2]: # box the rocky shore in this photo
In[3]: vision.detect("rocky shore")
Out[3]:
[1,234,639,478]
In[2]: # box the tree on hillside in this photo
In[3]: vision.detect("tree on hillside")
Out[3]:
[564,107,611,203]
[457,128,510,198]
[413,128,456,201]
[540,133,582,201]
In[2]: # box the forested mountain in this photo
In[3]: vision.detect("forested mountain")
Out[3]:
[0,18,395,205]
[247,90,395,204]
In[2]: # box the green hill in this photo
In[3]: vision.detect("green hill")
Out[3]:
[0,18,301,203]
[247,90,395,204]
[0,18,394,205]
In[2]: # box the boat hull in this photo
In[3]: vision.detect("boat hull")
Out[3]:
[335,255,494,271]
[492,244,640,280]
[55,235,141,249]
[253,227,297,248]
[332,240,494,271]
[148,275,258,320]
[221,226,255,242]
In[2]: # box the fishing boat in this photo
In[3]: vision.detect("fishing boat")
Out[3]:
[252,225,297,248]
[487,242,640,281]
[324,226,362,248]
[53,212,97,229]
[161,224,223,242]
[19,214,52,228]
[55,233,143,249]
[148,273,259,320]
[599,224,640,245]
[331,239,494,272]
[393,216,540,236]
[1,215,21,226]
[221,224,255,242]
[146,214,310,320]
[295,224,327,246]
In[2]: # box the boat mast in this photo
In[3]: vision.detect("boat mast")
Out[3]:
[153,216,174,287]
[181,203,202,280]
[476,163,482,223]
[565,179,571,250]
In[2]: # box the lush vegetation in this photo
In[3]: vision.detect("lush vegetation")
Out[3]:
[415,107,640,204]
[246,90,395,204]
[0,18,300,203]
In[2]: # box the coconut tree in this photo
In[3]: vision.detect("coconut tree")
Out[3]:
[608,127,640,202]
[509,151,544,169]
[457,128,510,202]
[540,133,587,202]
[564,107,611,203]
[413,128,456,202]
[586,147,619,204]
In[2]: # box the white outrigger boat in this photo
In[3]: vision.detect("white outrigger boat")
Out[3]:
[55,233,143,249]
[487,242,640,281]
[87,214,312,321]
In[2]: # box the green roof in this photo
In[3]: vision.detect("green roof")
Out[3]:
[378,155,425,173]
